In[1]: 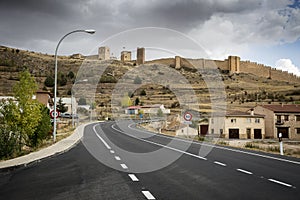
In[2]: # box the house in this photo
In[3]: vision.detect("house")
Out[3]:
[33,90,52,109]
[176,125,198,136]
[253,104,300,139]
[209,110,265,139]
[125,104,170,115]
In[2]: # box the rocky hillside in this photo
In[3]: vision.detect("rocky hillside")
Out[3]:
[1,45,300,117]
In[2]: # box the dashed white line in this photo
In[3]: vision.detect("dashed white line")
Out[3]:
[214,161,227,167]
[268,179,293,188]
[93,125,111,150]
[237,168,253,175]
[115,156,121,161]
[142,191,156,200]
[111,124,207,161]
[128,174,139,182]
[110,150,115,154]
[120,164,128,169]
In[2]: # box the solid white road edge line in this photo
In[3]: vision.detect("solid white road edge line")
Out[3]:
[237,168,253,175]
[268,179,293,188]
[93,124,111,150]
[128,123,300,165]
[111,124,207,161]
[110,150,115,154]
[142,191,156,200]
[128,174,139,182]
[214,161,227,167]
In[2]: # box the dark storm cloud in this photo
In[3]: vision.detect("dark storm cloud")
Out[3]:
[0,0,264,54]
[117,0,262,31]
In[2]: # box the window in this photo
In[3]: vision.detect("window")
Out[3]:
[277,115,281,122]
[231,119,236,123]
[211,118,214,124]
[255,118,260,123]
[296,128,300,134]
[211,129,214,134]
[246,118,252,123]
[284,115,289,121]
[296,115,300,122]
[220,129,223,134]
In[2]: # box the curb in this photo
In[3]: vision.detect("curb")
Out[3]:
[0,122,94,172]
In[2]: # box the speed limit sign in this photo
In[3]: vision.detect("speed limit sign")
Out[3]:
[50,110,60,119]
[184,112,192,121]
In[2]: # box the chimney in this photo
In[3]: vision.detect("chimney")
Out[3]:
[250,108,254,116]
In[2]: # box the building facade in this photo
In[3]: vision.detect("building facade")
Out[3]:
[121,51,131,62]
[253,104,300,140]
[209,110,265,139]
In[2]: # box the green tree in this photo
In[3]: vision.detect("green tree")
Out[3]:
[157,108,164,117]
[29,106,52,147]
[121,93,132,108]
[135,97,140,106]
[140,89,146,96]
[13,70,42,147]
[57,98,68,113]
[67,71,75,79]
[44,76,55,87]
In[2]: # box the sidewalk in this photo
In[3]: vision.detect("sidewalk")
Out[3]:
[0,123,89,170]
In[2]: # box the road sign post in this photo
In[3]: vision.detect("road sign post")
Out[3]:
[184,112,192,136]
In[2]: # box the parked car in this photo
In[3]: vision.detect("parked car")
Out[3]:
[61,113,71,118]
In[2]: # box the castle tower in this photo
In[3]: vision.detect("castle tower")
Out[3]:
[175,56,181,69]
[228,56,240,74]
[121,51,131,62]
[136,47,145,65]
[98,46,110,60]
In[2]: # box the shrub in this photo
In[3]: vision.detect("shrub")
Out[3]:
[44,76,55,87]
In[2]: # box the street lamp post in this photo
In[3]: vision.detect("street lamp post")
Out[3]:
[53,29,95,142]
[72,79,88,127]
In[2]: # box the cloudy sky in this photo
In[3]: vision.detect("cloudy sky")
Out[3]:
[0,0,299,76]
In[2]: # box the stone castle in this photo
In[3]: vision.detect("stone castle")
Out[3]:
[97,46,300,83]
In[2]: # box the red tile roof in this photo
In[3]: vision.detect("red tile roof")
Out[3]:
[260,104,300,113]
[226,110,264,117]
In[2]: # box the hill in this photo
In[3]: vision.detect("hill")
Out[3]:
[1,45,300,118]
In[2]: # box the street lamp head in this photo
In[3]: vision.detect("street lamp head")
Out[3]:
[84,29,96,34]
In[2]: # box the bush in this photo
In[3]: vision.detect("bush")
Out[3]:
[0,125,20,159]
[100,75,117,83]
[44,76,55,87]
[140,89,146,96]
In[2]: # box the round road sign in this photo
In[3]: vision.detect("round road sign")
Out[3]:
[50,110,60,119]
[184,112,192,121]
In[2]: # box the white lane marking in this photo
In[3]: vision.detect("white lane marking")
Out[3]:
[142,191,156,200]
[214,161,227,167]
[237,168,253,175]
[121,164,128,169]
[111,124,207,161]
[128,174,139,182]
[268,179,293,188]
[110,150,115,154]
[128,123,300,165]
[93,124,111,150]
[115,156,121,161]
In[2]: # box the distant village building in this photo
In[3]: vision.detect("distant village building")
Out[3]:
[136,47,145,65]
[34,90,52,109]
[209,110,265,139]
[176,125,198,136]
[98,46,110,60]
[125,104,170,115]
[121,51,131,62]
[253,104,300,140]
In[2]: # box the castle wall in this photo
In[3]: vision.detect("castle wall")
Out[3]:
[239,61,270,78]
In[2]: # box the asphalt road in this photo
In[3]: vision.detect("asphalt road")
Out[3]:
[1,120,300,200]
